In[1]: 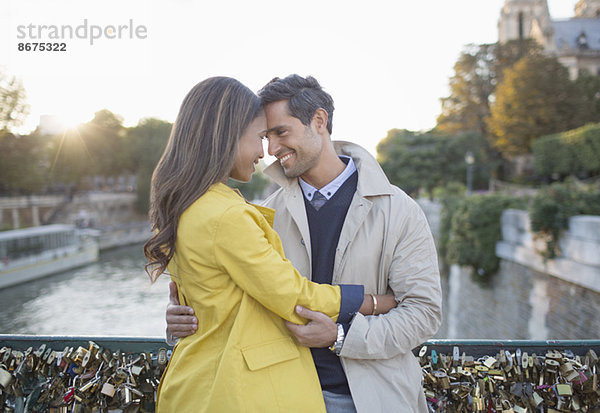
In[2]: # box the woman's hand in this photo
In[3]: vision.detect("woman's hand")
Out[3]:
[358,293,397,316]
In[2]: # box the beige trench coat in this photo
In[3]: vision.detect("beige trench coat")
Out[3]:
[263,141,443,413]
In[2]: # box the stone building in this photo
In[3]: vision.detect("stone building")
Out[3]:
[498,0,600,79]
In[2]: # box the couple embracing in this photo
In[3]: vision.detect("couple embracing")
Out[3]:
[145,74,442,413]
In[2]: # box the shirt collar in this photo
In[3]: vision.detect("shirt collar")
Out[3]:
[298,156,357,201]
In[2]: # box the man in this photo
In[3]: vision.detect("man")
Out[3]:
[166,74,442,412]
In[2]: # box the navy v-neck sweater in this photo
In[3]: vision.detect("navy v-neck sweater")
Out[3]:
[303,170,358,395]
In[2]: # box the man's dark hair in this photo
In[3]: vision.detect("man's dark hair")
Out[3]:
[258,74,334,135]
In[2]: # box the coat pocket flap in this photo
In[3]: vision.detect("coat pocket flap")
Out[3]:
[241,338,300,371]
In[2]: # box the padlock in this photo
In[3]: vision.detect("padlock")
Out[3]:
[100,382,116,397]
[72,347,88,366]
[452,346,460,367]
[531,391,544,406]
[513,405,527,413]
[556,383,572,397]
[157,348,167,368]
[433,370,451,390]
[587,349,598,367]
[81,350,92,369]
[560,362,579,382]
[483,356,497,369]
[122,386,133,406]
[463,354,475,367]
[501,399,515,413]
[131,365,143,376]
[0,366,14,389]
[472,396,484,412]
[546,350,562,363]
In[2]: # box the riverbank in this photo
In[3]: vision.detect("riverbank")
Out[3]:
[497,210,600,294]
[418,198,600,294]
[97,221,151,250]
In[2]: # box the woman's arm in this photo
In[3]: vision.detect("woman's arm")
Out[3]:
[211,205,356,325]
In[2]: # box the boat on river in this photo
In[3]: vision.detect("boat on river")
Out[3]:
[0,224,99,289]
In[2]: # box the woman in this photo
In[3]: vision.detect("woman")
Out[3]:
[144,77,395,412]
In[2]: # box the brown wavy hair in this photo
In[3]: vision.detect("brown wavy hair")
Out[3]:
[144,77,261,283]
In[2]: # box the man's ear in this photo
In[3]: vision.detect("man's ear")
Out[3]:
[312,108,329,133]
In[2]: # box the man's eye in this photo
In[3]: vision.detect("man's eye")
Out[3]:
[277,130,287,136]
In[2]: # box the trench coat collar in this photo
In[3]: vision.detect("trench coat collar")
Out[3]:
[264,141,394,197]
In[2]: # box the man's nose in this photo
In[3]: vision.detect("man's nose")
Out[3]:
[267,138,280,157]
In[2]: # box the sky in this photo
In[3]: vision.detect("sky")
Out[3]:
[1,0,580,156]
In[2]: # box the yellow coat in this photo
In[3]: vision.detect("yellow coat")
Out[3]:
[157,183,342,413]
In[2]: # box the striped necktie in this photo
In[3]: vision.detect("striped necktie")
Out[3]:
[310,191,327,211]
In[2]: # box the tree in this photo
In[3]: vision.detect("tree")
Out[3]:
[377,129,435,197]
[376,129,490,198]
[487,54,584,156]
[437,39,541,136]
[0,131,48,194]
[126,118,172,213]
[48,109,130,188]
[79,109,129,176]
[0,72,29,132]
[437,44,496,136]
[574,73,600,124]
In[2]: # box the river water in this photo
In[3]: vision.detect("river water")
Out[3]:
[0,244,598,339]
[0,244,170,337]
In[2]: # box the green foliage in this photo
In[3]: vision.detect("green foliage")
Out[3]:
[81,110,130,176]
[446,194,524,275]
[532,123,600,180]
[436,182,466,259]
[126,118,172,213]
[437,39,541,136]
[377,129,490,198]
[487,54,584,156]
[529,181,600,258]
[574,73,600,124]
[0,131,48,194]
[438,180,600,275]
[48,110,130,186]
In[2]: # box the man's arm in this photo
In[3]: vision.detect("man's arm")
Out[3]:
[285,294,398,348]
[166,281,197,341]
[339,203,442,360]
[165,282,396,345]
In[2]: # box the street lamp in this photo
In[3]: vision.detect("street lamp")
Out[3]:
[465,151,474,196]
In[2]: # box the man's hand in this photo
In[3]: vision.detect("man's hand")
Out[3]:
[166,281,197,338]
[285,306,337,348]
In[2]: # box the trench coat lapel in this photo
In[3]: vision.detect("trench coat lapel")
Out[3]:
[332,194,373,284]
[283,184,313,277]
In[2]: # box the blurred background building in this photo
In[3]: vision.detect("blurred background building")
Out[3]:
[499,0,600,79]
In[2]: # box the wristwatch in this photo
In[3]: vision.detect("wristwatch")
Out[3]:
[329,323,345,356]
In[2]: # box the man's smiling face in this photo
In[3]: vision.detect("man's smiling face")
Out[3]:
[264,100,322,179]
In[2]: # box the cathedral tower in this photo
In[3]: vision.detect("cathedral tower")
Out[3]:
[498,0,553,45]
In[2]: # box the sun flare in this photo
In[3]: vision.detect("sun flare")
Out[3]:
[39,113,91,135]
